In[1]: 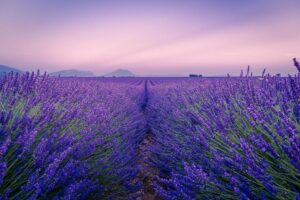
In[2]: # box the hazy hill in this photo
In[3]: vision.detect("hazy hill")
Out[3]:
[50,69,94,77]
[104,69,135,77]
[0,65,23,75]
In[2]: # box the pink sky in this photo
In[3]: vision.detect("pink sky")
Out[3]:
[0,0,299,76]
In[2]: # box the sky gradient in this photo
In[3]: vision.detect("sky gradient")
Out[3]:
[0,0,299,76]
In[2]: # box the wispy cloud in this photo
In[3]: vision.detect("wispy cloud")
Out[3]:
[0,0,299,75]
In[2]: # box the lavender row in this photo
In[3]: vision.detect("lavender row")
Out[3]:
[147,75,300,199]
[0,72,146,199]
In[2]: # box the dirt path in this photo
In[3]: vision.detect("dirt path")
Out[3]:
[136,80,160,200]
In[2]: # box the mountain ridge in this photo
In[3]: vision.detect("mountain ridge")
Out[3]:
[50,69,94,77]
[0,65,23,75]
[103,69,135,77]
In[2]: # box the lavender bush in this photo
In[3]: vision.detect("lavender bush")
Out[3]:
[148,74,300,199]
[0,72,145,199]
[0,63,299,199]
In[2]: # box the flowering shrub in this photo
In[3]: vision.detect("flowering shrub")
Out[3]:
[148,75,300,199]
[0,67,299,199]
[0,73,145,199]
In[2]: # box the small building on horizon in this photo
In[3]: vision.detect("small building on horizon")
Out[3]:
[189,74,203,78]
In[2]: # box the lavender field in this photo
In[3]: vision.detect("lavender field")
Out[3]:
[0,69,300,200]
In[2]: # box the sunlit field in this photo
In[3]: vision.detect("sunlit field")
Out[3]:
[0,66,299,199]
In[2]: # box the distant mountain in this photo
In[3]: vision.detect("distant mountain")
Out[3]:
[50,69,94,77]
[0,65,23,75]
[104,69,135,77]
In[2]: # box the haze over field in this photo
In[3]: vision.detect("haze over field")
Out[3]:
[0,0,299,76]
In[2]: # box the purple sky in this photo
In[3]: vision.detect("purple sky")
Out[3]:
[0,0,299,76]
